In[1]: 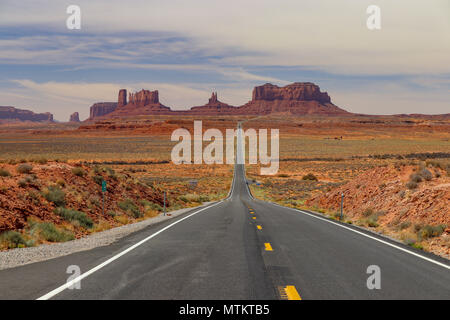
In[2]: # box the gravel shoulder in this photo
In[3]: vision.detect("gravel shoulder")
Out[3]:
[0,202,215,271]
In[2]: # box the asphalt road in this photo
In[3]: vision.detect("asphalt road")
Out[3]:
[0,162,449,300]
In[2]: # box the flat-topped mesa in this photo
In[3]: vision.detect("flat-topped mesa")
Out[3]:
[128,89,159,107]
[0,106,53,122]
[89,102,118,119]
[252,82,331,104]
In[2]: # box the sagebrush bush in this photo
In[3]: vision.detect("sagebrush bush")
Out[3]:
[118,199,142,218]
[54,207,94,229]
[409,173,422,183]
[71,167,86,177]
[33,222,74,242]
[43,186,66,207]
[406,181,418,189]
[16,163,33,174]
[302,173,318,181]
[92,175,103,186]
[139,199,163,212]
[419,168,432,181]
[0,168,11,177]
[0,231,28,249]
[419,224,446,240]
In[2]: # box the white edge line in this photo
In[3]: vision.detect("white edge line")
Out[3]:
[36,201,224,300]
[268,202,450,270]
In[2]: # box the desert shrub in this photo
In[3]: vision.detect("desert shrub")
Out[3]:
[399,221,411,230]
[406,181,418,190]
[43,186,66,207]
[54,207,93,229]
[107,211,117,217]
[71,167,86,177]
[56,179,65,187]
[0,231,28,249]
[18,179,28,188]
[139,199,163,212]
[33,222,74,242]
[367,216,379,228]
[409,173,422,183]
[419,168,432,181]
[419,224,446,240]
[178,193,209,203]
[398,190,406,198]
[278,174,289,178]
[302,173,318,181]
[118,199,142,218]
[0,168,11,177]
[434,171,441,178]
[34,158,47,164]
[92,175,104,186]
[362,208,374,217]
[16,163,33,174]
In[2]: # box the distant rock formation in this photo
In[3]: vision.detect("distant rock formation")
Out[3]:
[89,102,117,119]
[69,112,80,122]
[238,82,348,115]
[105,89,171,117]
[189,92,236,114]
[88,82,350,118]
[0,106,53,122]
[118,89,127,108]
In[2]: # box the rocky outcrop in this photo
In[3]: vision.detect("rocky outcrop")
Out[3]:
[252,82,331,103]
[0,106,53,122]
[118,89,127,108]
[104,89,171,118]
[69,112,80,122]
[238,82,348,115]
[128,89,160,107]
[89,102,117,119]
[88,82,350,118]
[189,92,236,114]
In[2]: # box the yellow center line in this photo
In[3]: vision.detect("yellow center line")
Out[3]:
[284,286,302,300]
[264,243,273,251]
[257,225,262,230]
[252,217,256,220]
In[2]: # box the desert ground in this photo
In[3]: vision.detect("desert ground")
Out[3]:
[0,115,449,259]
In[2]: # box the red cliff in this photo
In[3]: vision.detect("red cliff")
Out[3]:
[89,102,118,119]
[69,112,80,122]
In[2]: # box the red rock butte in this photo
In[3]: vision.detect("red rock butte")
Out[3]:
[88,82,350,119]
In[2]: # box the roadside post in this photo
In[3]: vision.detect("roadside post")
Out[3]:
[340,192,344,221]
[102,180,107,215]
[163,191,166,216]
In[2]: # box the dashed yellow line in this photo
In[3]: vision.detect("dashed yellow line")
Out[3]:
[279,286,302,300]
[252,217,256,220]
[285,286,302,300]
[257,225,262,230]
[264,243,273,251]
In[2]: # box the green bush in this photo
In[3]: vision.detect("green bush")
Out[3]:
[0,231,28,249]
[33,222,74,242]
[118,199,142,218]
[43,186,66,207]
[0,168,11,177]
[16,163,33,174]
[406,181,418,189]
[92,175,103,186]
[419,168,432,181]
[409,173,422,183]
[71,167,86,177]
[419,224,446,240]
[302,173,318,181]
[54,207,93,229]
[139,199,163,212]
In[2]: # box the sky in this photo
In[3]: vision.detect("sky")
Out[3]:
[0,0,449,121]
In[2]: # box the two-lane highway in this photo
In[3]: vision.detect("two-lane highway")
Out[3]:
[0,154,449,299]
